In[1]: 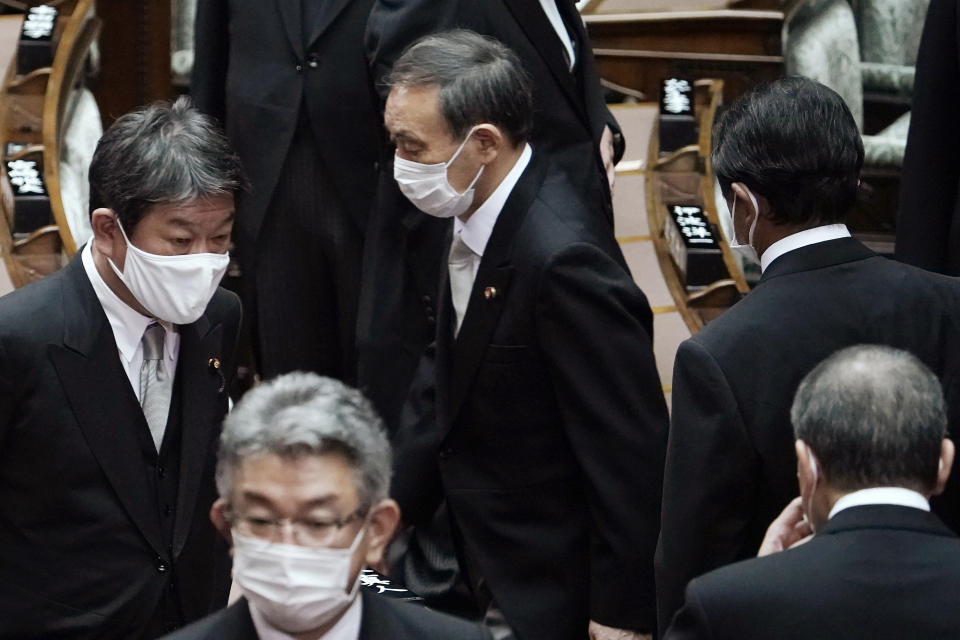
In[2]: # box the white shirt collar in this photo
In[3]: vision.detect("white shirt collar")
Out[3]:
[829,487,930,520]
[760,223,851,273]
[249,593,363,640]
[454,143,532,258]
[81,241,176,363]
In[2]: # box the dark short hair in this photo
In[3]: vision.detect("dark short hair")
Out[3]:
[791,345,947,493]
[385,29,533,145]
[88,96,246,233]
[712,76,864,226]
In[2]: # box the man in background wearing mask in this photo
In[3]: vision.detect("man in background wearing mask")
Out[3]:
[655,76,960,635]
[0,98,243,638]
[384,31,668,640]
[163,372,491,640]
[665,345,960,639]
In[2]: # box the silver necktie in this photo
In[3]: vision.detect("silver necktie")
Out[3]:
[448,233,476,337]
[140,322,172,451]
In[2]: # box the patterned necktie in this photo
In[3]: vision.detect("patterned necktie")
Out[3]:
[448,233,476,338]
[140,322,172,452]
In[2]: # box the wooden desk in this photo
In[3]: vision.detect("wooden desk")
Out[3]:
[584,4,790,103]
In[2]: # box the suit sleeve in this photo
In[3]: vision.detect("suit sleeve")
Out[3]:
[365,0,489,103]
[896,0,958,272]
[655,339,758,635]
[191,0,230,123]
[389,343,445,525]
[536,242,668,632]
[662,582,714,640]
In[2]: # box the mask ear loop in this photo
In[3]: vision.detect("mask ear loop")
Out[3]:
[445,125,485,196]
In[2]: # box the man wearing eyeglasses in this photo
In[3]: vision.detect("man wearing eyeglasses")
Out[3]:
[162,372,491,640]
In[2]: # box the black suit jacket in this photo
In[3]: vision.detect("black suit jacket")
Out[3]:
[191,0,380,267]
[665,505,960,640]
[161,591,492,639]
[392,152,668,639]
[897,0,960,275]
[656,238,960,633]
[357,0,624,431]
[0,255,241,638]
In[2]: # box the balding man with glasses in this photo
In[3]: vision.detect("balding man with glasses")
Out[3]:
[163,372,491,640]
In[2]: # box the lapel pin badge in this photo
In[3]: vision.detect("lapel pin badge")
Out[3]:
[208,357,225,393]
[484,286,498,300]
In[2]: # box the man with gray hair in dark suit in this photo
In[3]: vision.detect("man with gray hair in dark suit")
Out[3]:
[666,345,960,640]
[163,372,491,640]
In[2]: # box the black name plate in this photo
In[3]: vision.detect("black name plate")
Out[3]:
[659,78,697,153]
[664,205,725,288]
[5,154,52,233]
[17,5,57,76]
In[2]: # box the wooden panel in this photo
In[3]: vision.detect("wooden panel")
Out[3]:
[91,0,170,124]
[585,8,786,104]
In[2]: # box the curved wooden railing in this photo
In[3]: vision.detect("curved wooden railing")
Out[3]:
[0,0,100,289]
[645,78,750,333]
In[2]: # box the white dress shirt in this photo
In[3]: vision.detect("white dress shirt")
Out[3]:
[538,0,576,70]
[760,223,851,273]
[829,486,931,520]
[450,143,533,332]
[249,595,363,640]
[81,242,179,400]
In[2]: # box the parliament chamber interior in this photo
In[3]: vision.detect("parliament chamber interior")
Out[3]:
[0,0,926,402]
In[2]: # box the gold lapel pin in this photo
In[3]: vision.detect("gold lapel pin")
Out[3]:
[484,286,498,300]
[208,357,225,393]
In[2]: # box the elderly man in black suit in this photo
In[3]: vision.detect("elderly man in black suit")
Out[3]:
[192,0,381,382]
[383,31,668,640]
[162,373,490,640]
[0,98,243,638]
[665,345,960,640]
[655,76,960,634]
[358,0,624,433]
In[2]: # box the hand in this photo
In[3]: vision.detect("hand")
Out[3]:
[757,496,814,557]
[600,125,617,192]
[588,620,651,640]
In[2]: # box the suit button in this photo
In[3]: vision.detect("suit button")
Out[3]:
[308,55,319,68]
[163,504,172,517]
[295,64,303,72]
[422,295,432,304]
[157,466,166,479]
[427,315,436,325]
[156,558,168,573]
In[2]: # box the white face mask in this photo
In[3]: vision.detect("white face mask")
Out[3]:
[394,126,484,219]
[108,218,230,325]
[232,525,364,634]
[727,187,760,251]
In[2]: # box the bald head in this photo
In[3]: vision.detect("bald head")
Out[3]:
[791,345,947,494]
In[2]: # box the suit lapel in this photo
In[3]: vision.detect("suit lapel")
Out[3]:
[306,0,353,49]
[442,153,548,430]
[172,312,227,555]
[48,257,166,557]
[276,0,305,62]
[502,0,586,120]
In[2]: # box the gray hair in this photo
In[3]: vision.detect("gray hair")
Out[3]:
[88,95,246,233]
[216,373,392,509]
[791,345,947,493]
[386,29,533,144]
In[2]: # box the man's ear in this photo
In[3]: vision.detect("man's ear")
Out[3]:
[90,208,122,260]
[472,124,505,164]
[210,498,233,547]
[795,439,819,494]
[363,498,401,568]
[934,438,955,496]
